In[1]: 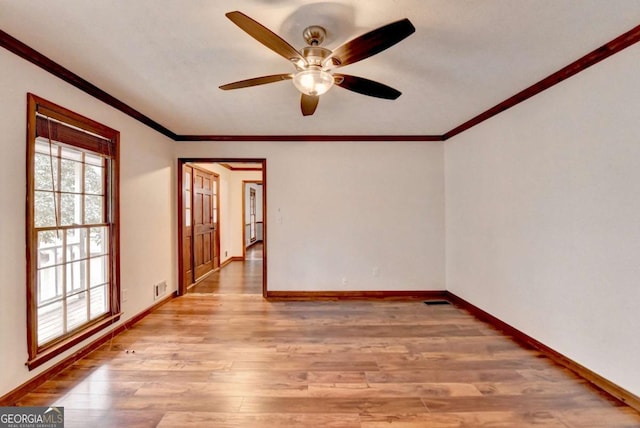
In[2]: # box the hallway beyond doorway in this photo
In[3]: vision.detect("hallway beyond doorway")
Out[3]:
[187,243,263,295]
[177,158,266,296]
[245,242,263,261]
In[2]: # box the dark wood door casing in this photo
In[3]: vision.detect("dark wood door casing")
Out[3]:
[212,174,220,270]
[177,158,267,298]
[182,165,194,288]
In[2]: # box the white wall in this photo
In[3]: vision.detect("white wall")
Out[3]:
[0,48,176,397]
[177,141,446,292]
[445,44,640,396]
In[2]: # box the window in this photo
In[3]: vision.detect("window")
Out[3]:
[249,188,257,243]
[26,94,121,370]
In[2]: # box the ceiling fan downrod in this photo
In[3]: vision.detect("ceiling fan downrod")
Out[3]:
[302,25,326,46]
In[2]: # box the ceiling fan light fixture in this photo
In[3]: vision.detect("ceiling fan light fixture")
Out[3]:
[292,68,334,96]
[221,12,415,115]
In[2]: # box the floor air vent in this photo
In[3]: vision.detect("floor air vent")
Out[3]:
[424,300,451,306]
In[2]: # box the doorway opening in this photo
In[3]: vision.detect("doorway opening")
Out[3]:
[243,180,264,261]
[177,158,266,297]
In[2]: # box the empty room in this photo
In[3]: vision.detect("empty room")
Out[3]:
[1,1,639,427]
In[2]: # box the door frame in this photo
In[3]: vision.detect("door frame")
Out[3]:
[242,180,263,260]
[177,158,267,297]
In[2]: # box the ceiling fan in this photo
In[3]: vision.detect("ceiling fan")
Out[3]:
[219,11,415,116]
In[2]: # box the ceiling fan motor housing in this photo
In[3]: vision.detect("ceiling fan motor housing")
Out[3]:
[303,25,327,46]
[300,46,332,67]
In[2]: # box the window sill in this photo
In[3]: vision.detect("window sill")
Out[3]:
[26,312,122,370]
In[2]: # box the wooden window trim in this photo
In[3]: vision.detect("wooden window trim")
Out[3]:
[26,93,121,370]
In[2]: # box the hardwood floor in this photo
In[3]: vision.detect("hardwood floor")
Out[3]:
[244,241,263,261]
[11,256,640,427]
[187,243,263,294]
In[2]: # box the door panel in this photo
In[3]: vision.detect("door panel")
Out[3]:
[193,168,215,279]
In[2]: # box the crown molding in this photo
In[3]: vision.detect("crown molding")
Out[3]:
[2,24,639,142]
[176,134,443,141]
[0,29,178,140]
[443,24,640,140]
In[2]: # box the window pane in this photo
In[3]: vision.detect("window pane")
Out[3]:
[38,265,63,304]
[38,301,64,346]
[60,158,82,193]
[34,191,57,227]
[60,193,82,225]
[185,172,191,190]
[38,231,63,269]
[61,146,83,162]
[90,285,108,319]
[66,260,87,293]
[34,153,58,191]
[66,228,87,262]
[85,195,104,224]
[90,256,108,287]
[89,227,108,256]
[85,164,104,195]
[185,208,191,227]
[185,191,191,208]
[35,138,57,155]
[66,291,88,331]
[85,152,103,166]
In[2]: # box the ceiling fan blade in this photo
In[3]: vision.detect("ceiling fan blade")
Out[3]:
[324,18,415,68]
[219,74,293,90]
[333,74,401,99]
[226,11,307,66]
[301,94,319,116]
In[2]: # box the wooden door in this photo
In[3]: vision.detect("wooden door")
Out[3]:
[193,168,216,279]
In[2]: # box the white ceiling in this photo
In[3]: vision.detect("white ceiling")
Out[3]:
[1,1,639,137]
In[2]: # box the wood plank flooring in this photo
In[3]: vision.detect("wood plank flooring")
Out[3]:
[12,254,640,427]
[187,243,263,294]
